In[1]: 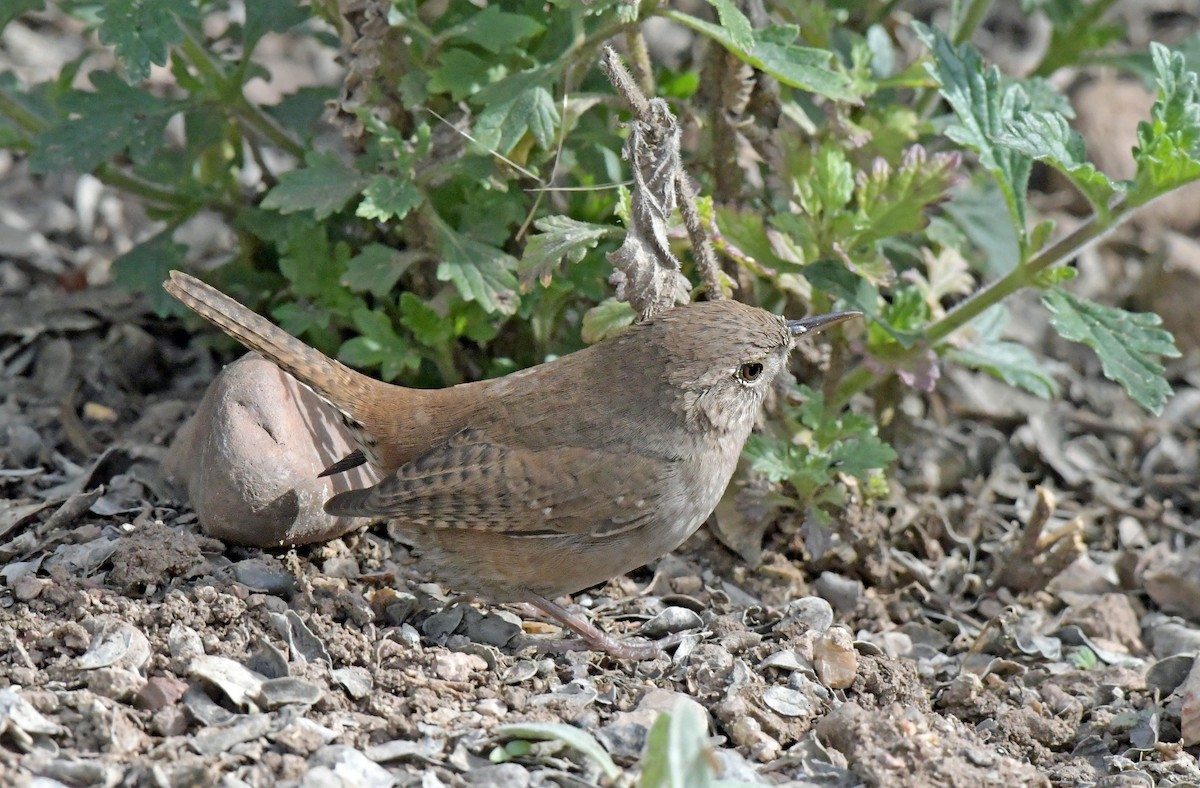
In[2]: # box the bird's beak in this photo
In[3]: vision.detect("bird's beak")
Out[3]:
[786,311,862,338]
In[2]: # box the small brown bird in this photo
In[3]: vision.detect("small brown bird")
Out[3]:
[165,271,858,658]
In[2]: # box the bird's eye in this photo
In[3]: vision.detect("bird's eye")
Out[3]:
[736,361,764,383]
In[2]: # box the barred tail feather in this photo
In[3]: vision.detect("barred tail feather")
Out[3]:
[164,270,380,439]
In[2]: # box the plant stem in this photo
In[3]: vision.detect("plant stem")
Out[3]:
[0,88,43,136]
[178,27,305,159]
[95,165,199,211]
[831,200,1128,408]
[951,0,994,46]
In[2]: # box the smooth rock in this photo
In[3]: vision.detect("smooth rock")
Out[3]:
[163,354,382,547]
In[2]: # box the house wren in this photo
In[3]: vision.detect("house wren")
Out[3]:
[165,271,858,658]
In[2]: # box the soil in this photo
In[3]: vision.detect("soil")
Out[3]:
[4,2,1200,786]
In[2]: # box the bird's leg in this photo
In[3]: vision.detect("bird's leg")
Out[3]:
[523,592,681,660]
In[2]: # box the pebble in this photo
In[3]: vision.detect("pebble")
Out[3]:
[813,627,858,689]
[640,606,703,638]
[434,652,487,682]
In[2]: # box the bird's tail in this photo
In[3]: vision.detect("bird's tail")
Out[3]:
[164,271,383,439]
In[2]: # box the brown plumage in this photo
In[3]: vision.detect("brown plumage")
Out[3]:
[165,271,857,658]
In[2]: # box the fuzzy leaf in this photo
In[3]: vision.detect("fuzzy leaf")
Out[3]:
[243,0,309,53]
[668,13,858,101]
[828,436,898,478]
[97,0,197,82]
[263,152,367,220]
[341,244,418,296]
[356,176,421,222]
[949,341,1059,399]
[471,68,559,153]
[399,292,451,348]
[914,23,1032,248]
[435,226,520,315]
[639,704,712,788]
[1130,43,1200,205]
[581,299,635,344]
[701,0,754,51]
[1042,288,1179,414]
[340,306,420,381]
[519,216,616,287]
[446,6,544,54]
[995,112,1119,214]
[854,145,960,243]
[30,71,183,173]
[114,232,187,316]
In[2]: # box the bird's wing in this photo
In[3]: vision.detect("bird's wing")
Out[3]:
[324,428,670,538]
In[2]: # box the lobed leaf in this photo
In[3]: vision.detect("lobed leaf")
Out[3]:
[113,231,188,317]
[357,176,422,222]
[667,12,859,101]
[948,341,1059,399]
[994,112,1119,215]
[518,216,617,288]
[1042,288,1179,414]
[262,151,367,220]
[1130,43,1200,205]
[435,226,520,316]
[97,0,197,82]
[30,71,183,173]
[914,23,1032,249]
[471,68,559,154]
[341,244,419,297]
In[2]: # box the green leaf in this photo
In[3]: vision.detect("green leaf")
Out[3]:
[399,292,452,348]
[357,176,422,222]
[495,723,618,781]
[914,23,1032,249]
[444,6,544,54]
[701,0,754,52]
[744,434,802,485]
[30,71,183,173]
[518,216,616,287]
[97,0,197,82]
[112,231,187,316]
[435,226,520,315]
[340,306,420,381]
[854,145,960,243]
[639,704,713,788]
[2,0,44,31]
[277,225,347,299]
[581,299,635,344]
[262,151,367,220]
[341,244,418,296]
[829,436,897,478]
[667,12,858,101]
[429,48,492,101]
[799,146,853,217]
[242,0,310,54]
[994,112,1120,214]
[715,207,806,274]
[471,68,559,153]
[1130,43,1200,205]
[941,179,1020,277]
[1042,288,1179,414]
[949,340,1059,399]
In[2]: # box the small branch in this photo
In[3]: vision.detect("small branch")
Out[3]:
[951,0,995,46]
[623,25,655,98]
[600,46,653,122]
[832,200,1126,407]
[675,171,724,299]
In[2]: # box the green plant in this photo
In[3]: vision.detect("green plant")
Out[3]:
[3,0,1194,544]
